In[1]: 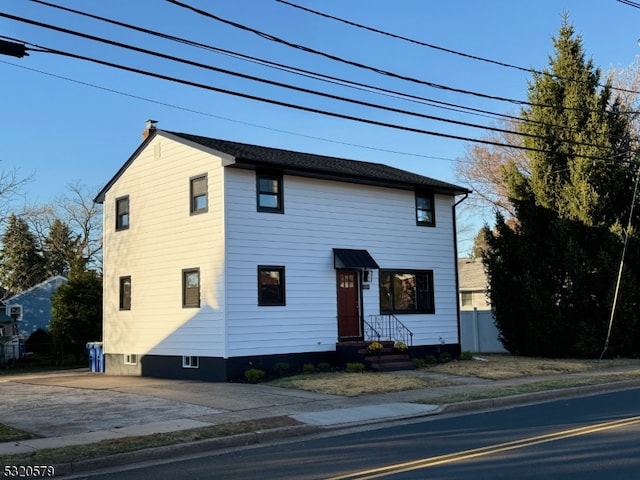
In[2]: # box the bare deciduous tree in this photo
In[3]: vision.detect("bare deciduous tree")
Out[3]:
[455,117,529,220]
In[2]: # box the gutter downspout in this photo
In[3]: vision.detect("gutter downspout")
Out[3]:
[452,192,469,354]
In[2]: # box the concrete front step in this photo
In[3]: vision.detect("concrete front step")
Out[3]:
[366,353,414,372]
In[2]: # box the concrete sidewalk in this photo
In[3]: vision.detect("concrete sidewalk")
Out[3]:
[1,365,639,472]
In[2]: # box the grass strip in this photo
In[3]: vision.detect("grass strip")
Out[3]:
[419,371,640,405]
[0,416,300,466]
[0,425,40,443]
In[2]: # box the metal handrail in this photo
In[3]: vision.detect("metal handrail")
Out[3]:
[365,314,413,347]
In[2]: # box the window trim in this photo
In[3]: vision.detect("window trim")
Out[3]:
[190,174,208,215]
[379,269,435,314]
[258,265,286,306]
[182,355,199,369]
[415,191,435,227]
[256,172,284,214]
[182,268,201,308]
[119,276,131,311]
[115,195,130,231]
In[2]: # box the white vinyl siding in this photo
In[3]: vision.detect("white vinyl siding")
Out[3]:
[224,170,459,357]
[102,134,226,358]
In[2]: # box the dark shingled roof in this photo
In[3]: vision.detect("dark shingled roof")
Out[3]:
[95,129,470,202]
[167,131,469,195]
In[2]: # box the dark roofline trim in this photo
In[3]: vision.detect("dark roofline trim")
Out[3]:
[169,131,470,195]
[230,160,437,193]
[95,129,471,203]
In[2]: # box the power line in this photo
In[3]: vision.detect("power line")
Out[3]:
[16,38,635,164]
[616,0,640,9]
[23,0,640,143]
[3,11,634,160]
[14,39,567,155]
[166,0,535,108]
[277,0,640,97]
[2,10,624,156]
[0,59,460,164]
[167,0,640,115]
[0,13,553,142]
[29,0,524,125]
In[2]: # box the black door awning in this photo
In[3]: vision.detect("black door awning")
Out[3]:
[333,248,379,269]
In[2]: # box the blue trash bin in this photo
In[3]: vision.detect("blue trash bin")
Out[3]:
[86,342,104,373]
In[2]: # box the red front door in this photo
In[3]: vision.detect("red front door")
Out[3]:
[337,270,361,339]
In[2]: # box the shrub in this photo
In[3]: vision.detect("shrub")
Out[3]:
[345,362,365,373]
[413,358,426,369]
[425,355,437,365]
[317,362,331,372]
[26,328,53,355]
[273,362,290,377]
[460,351,474,361]
[302,363,316,374]
[245,368,265,383]
[439,352,452,363]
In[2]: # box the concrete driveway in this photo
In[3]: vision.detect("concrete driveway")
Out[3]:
[0,370,339,438]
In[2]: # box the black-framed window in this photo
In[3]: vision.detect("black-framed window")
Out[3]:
[379,270,435,314]
[116,196,130,231]
[182,268,200,308]
[258,266,285,306]
[119,276,131,310]
[415,191,435,227]
[190,174,208,214]
[257,173,283,213]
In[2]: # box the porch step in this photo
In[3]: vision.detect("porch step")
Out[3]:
[336,341,414,372]
[366,352,414,372]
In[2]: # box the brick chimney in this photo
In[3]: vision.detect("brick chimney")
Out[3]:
[142,119,158,140]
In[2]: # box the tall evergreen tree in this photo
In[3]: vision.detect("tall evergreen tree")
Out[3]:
[43,219,80,277]
[0,214,46,294]
[50,261,102,362]
[484,18,640,358]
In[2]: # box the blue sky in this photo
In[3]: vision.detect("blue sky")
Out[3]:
[1,1,640,250]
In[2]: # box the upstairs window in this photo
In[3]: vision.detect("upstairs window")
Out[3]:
[119,276,131,310]
[190,174,208,214]
[380,270,435,314]
[182,268,200,308]
[258,266,286,306]
[415,192,435,227]
[116,196,130,231]
[257,173,283,213]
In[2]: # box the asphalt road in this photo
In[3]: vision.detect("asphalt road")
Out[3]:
[74,387,640,480]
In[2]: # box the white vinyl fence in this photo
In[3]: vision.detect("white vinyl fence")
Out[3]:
[460,308,506,353]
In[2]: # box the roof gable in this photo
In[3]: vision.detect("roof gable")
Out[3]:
[95,129,470,202]
[4,276,68,303]
[457,259,487,291]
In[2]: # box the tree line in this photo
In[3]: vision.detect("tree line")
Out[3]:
[0,181,102,363]
[457,17,640,358]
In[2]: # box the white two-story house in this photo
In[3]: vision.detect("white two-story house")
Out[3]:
[95,122,470,381]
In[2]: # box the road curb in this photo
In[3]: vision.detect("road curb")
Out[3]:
[441,379,640,414]
[33,379,640,477]
[53,425,320,477]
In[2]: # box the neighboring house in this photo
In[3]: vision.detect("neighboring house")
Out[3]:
[4,276,68,338]
[457,258,490,311]
[457,258,505,353]
[94,122,470,381]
